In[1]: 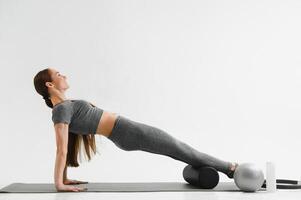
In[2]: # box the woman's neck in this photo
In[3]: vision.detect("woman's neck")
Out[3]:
[51,96,69,107]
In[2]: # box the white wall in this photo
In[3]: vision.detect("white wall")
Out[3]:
[1,0,301,188]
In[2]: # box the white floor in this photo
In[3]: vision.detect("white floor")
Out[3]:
[0,190,301,200]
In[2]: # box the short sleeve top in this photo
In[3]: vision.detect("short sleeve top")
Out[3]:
[52,103,73,124]
[52,99,104,135]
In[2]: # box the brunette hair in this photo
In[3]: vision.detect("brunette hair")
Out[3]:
[33,68,99,167]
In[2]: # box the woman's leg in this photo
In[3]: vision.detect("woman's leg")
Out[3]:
[108,115,235,178]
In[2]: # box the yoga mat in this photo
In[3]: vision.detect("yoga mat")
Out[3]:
[0,182,265,193]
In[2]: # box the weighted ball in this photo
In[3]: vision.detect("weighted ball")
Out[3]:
[234,163,264,192]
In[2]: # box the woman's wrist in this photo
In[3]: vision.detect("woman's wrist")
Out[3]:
[55,182,64,188]
[63,166,67,181]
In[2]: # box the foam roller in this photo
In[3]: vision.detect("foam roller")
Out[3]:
[182,165,219,189]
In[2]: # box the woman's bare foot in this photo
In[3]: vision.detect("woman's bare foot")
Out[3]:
[226,162,239,179]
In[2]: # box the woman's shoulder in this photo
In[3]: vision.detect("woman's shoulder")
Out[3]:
[52,100,74,113]
[52,99,92,110]
[72,99,91,105]
[51,101,74,124]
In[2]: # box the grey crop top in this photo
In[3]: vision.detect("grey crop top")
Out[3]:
[52,99,104,135]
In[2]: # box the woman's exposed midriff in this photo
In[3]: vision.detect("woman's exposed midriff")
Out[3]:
[95,111,118,137]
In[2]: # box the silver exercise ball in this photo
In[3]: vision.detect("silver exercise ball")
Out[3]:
[234,163,264,192]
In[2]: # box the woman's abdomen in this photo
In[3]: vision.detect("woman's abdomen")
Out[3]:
[95,111,118,137]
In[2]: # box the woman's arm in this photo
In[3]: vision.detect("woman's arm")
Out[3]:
[53,123,69,186]
[63,165,67,182]
[53,123,87,191]
[54,151,67,186]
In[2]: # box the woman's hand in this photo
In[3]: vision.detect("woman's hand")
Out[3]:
[55,184,87,192]
[63,178,89,185]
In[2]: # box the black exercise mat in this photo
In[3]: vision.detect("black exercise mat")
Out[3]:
[0,181,265,193]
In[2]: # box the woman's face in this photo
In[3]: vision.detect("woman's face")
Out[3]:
[47,68,69,91]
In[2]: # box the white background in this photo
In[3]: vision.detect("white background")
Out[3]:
[1,0,301,188]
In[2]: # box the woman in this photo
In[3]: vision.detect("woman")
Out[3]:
[33,68,239,192]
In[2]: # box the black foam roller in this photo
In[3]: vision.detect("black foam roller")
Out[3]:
[182,165,220,189]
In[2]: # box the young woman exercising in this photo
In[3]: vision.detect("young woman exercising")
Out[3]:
[33,68,239,192]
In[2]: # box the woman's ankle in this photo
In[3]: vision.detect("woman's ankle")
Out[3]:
[230,162,238,170]
[226,162,239,179]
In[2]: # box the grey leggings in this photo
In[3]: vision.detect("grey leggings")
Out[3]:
[107,115,232,176]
